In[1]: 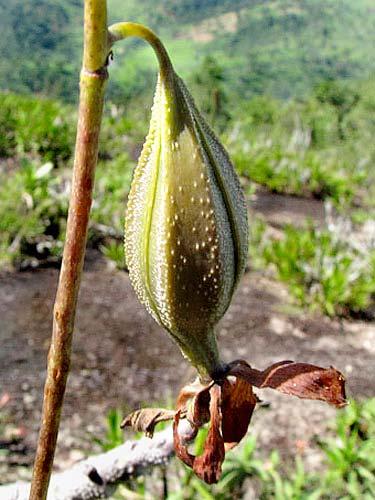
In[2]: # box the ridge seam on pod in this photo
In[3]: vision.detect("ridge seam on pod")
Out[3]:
[143,84,163,326]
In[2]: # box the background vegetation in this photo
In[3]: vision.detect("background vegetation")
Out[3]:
[0,0,374,496]
[1,0,375,103]
[1,75,374,317]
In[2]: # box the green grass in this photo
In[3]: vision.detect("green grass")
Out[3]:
[100,241,126,270]
[91,154,133,235]
[261,399,375,499]
[0,150,133,269]
[234,142,360,204]
[263,222,375,317]
[92,408,124,451]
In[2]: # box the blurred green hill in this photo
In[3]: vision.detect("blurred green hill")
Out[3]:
[1,0,374,102]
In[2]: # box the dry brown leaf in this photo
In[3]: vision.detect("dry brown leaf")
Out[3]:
[174,385,225,484]
[192,385,225,484]
[221,377,257,451]
[121,408,176,437]
[173,410,195,468]
[177,378,212,427]
[229,360,347,408]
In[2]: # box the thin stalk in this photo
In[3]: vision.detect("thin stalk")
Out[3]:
[108,22,174,79]
[29,1,109,498]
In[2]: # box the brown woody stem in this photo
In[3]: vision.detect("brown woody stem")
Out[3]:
[29,1,109,498]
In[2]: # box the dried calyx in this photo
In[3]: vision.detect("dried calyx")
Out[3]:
[109,22,347,484]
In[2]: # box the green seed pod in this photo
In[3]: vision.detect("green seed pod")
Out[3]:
[120,25,248,379]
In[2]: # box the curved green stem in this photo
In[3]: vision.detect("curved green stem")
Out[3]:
[174,329,224,384]
[108,22,174,79]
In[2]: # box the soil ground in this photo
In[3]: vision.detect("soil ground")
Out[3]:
[0,192,374,487]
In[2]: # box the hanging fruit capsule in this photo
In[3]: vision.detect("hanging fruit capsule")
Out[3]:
[110,23,248,380]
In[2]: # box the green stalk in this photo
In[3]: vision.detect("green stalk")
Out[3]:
[29,1,109,498]
[108,22,174,78]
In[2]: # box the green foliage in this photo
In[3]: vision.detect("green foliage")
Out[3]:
[248,216,267,270]
[263,222,375,316]
[100,241,126,270]
[157,0,247,24]
[262,399,375,499]
[314,80,360,140]
[315,80,360,114]
[240,95,280,126]
[0,94,137,269]
[225,0,375,100]
[0,0,80,100]
[234,142,358,204]
[0,160,68,268]
[229,88,372,205]
[2,1,375,103]
[317,398,375,498]
[0,103,17,157]
[0,93,74,164]
[93,408,124,451]
[191,55,231,128]
[218,436,269,496]
[262,455,317,500]
[0,150,133,269]
[91,153,133,233]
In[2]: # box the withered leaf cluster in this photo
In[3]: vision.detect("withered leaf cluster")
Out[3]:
[123,360,346,483]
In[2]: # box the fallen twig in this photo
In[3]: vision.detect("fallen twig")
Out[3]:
[1,421,192,500]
